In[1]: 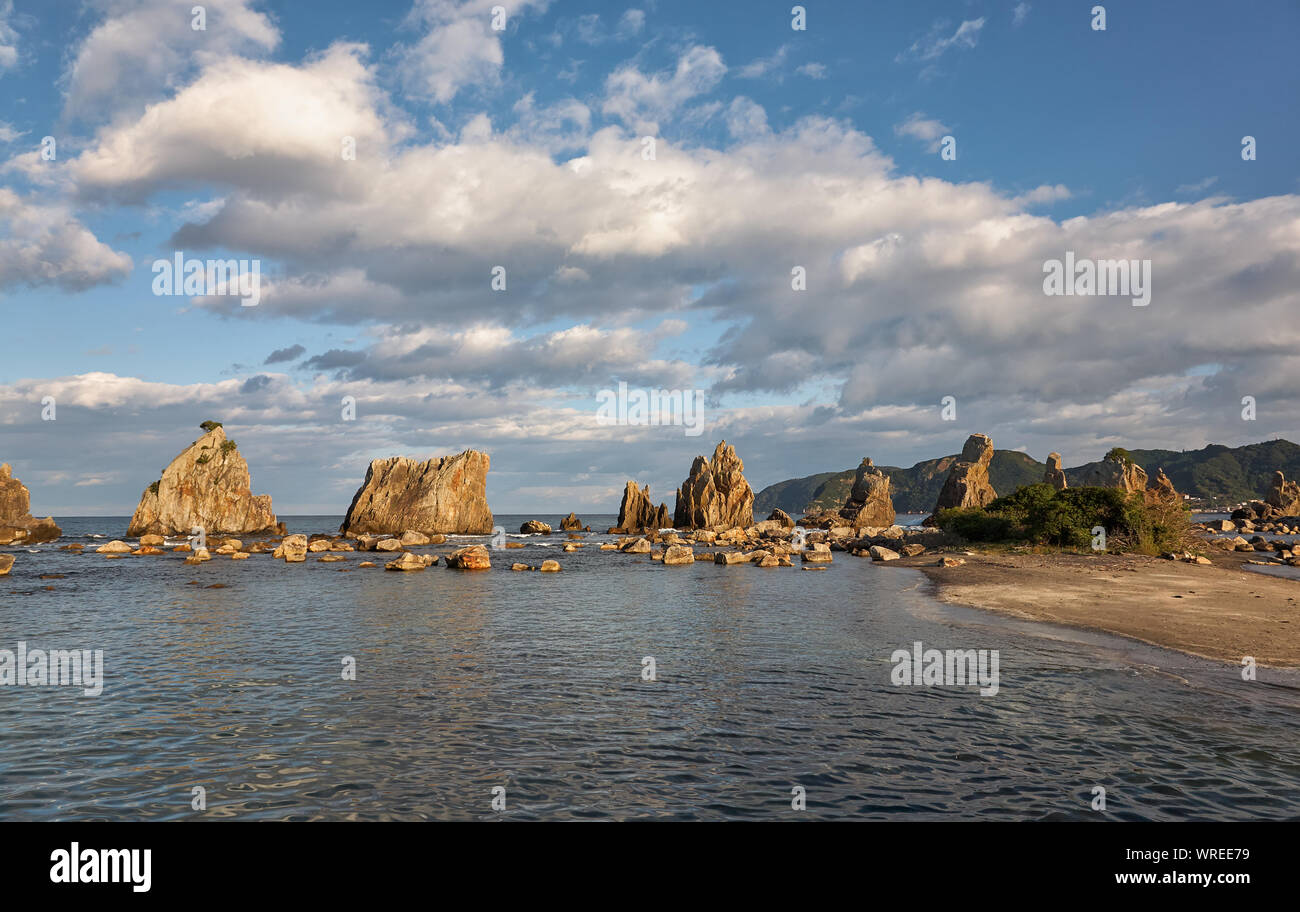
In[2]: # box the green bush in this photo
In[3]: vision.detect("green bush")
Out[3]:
[199,420,223,432]
[148,480,160,495]
[220,439,237,453]
[196,455,210,465]
[933,483,1192,554]
[1105,446,1134,465]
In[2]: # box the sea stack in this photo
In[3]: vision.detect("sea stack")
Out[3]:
[925,433,997,523]
[340,450,493,536]
[838,458,895,527]
[0,463,61,544]
[1266,471,1300,515]
[127,424,276,537]
[615,482,669,533]
[672,440,754,530]
[1043,453,1067,490]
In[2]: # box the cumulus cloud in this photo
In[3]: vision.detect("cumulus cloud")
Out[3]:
[63,0,279,121]
[602,44,726,132]
[398,0,549,104]
[0,189,132,291]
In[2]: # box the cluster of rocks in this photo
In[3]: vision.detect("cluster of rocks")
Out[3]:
[672,440,755,530]
[0,463,61,545]
[1223,472,1300,527]
[614,481,670,533]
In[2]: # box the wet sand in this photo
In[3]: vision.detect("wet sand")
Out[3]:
[887,550,1300,667]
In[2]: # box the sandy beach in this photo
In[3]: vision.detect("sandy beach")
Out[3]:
[890,550,1300,667]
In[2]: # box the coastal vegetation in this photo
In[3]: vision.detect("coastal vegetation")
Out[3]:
[932,484,1197,555]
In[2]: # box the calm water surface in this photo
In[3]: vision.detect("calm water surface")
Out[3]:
[2,515,1298,820]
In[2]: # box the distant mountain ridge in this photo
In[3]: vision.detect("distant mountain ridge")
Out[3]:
[753,440,1300,515]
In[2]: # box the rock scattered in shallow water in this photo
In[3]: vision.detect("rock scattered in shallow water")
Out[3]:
[520,520,552,534]
[96,540,133,554]
[539,560,561,572]
[663,545,695,565]
[446,546,491,570]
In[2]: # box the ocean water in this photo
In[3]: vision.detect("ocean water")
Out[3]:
[2,514,1299,821]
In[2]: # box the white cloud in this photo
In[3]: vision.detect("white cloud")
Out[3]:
[602,44,726,133]
[898,18,986,62]
[894,111,951,152]
[0,0,18,72]
[63,0,280,121]
[797,62,828,79]
[399,0,549,103]
[737,45,789,79]
[1176,176,1219,196]
[0,188,132,292]
[1013,3,1031,27]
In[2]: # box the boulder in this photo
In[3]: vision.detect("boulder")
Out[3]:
[673,441,754,530]
[663,544,695,565]
[0,463,62,543]
[615,481,669,533]
[95,540,133,554]
[127,426,276,537]
[620,537,652,554]
[520,520,552,534]
[339,450,493,536]
[1043,452,1067,490]
[839,458,895,527]
[766,508,796,529]
[399,531,431,546]
[280,534,308,563]
[385,552,435,571]
[539,559,561,572]
[869,545,900,561]
[0,554,12,575]
[801,543,833,563]
[139,534,166,546]
[376,538,403,552]
[559,512,582,531]
[446,545,491,570]
[715,551,749,565]
[925,434,997,522]
[1266,471,1300,515]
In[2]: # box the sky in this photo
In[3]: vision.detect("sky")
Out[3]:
[0,0,1298,515]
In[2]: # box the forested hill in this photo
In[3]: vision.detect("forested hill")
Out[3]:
[753,440,1300,514]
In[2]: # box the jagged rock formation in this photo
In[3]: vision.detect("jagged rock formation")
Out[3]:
[1043,453,1067,489]
[0,463,61,544]
[672,441,755,530]
[559,512,582,531]
[1147,467,1178,502]
[1091,454,1148,494]
[616,482,669,533]
[1266,471,1300,514]
[925,434,997,523]
[127,427,276,537]
[340,450,493,535]
[838,458,895,527]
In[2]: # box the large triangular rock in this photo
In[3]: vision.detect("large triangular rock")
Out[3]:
[925,434,997,523]
[615,482,669,533]
[838,458,895,527]
[0,463,61,544]
[128,426,276,537]
[672,440,754,530]
[341,450,493,535]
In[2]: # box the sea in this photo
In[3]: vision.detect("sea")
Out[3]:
[2,514,1298,820]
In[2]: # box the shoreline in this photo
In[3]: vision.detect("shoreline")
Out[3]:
[885,549,1300,668]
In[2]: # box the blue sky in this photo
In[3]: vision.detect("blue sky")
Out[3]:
[0,0,1298,514]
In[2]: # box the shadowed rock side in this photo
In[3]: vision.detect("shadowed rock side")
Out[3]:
[340,450,493,535]
[673,440,754,530]
[924,434,997,524]
[1074,453,1148,493]
[615,482,669,533]
[1148,467,1178,502]
[127,427,276,537]
[1266,471,1300,514]
[838,458,895,527]
[1043,453,1067,489]
[0,463,61,544]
